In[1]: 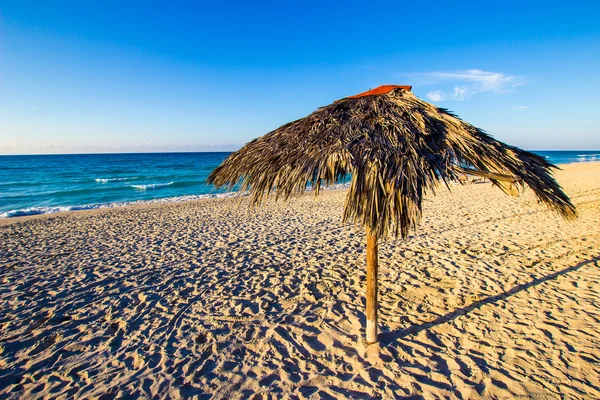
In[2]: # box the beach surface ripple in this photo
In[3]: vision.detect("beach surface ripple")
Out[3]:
[1,162,599,399]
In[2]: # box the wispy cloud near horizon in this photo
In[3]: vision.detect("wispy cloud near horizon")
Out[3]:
[409,69,525,101]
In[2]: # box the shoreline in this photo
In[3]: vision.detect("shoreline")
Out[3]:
[0,182,352,225]
[2,161,598,226]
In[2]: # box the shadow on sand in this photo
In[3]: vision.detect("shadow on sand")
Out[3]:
[380,254,600,345]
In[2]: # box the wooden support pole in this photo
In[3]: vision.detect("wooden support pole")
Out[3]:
[366,231,379,344]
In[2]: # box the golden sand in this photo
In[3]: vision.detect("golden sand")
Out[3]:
[1,162,599,398]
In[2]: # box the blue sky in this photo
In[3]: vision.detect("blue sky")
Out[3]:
[0,1,599,154]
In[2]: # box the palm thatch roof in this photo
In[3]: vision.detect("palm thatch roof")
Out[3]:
[208,86,576,239]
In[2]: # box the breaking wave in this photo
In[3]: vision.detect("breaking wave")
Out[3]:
[130,182,174,190]
[95,177,137,183]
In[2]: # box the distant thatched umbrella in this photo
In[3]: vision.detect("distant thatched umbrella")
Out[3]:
[208,85,576,343]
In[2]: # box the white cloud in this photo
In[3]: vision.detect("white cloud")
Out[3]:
[0,140,18,149]
[453,86,468,100]
[426,90,444,101]
[513,105,529,109]
[410,69,525,101]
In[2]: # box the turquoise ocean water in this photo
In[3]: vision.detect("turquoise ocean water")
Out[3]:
[0,150,597,218]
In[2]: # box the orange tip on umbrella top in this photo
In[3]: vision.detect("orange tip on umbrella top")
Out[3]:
[346,85,412,99]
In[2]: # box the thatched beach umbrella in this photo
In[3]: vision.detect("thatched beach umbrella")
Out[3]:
[208,85,576,343]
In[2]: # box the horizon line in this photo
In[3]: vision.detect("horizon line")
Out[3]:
[1,149,599,157]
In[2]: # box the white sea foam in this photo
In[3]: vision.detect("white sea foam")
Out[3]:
[0,182,352,219]
[130,182,174,190]
[95,177,137,183]
[1,206,74,218]
[577,155,598,162]
[0,192,241,218]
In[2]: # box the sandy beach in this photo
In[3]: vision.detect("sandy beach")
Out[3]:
[1,161,599,399]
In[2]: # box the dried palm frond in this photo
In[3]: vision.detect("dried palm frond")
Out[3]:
[208,88,576,239]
